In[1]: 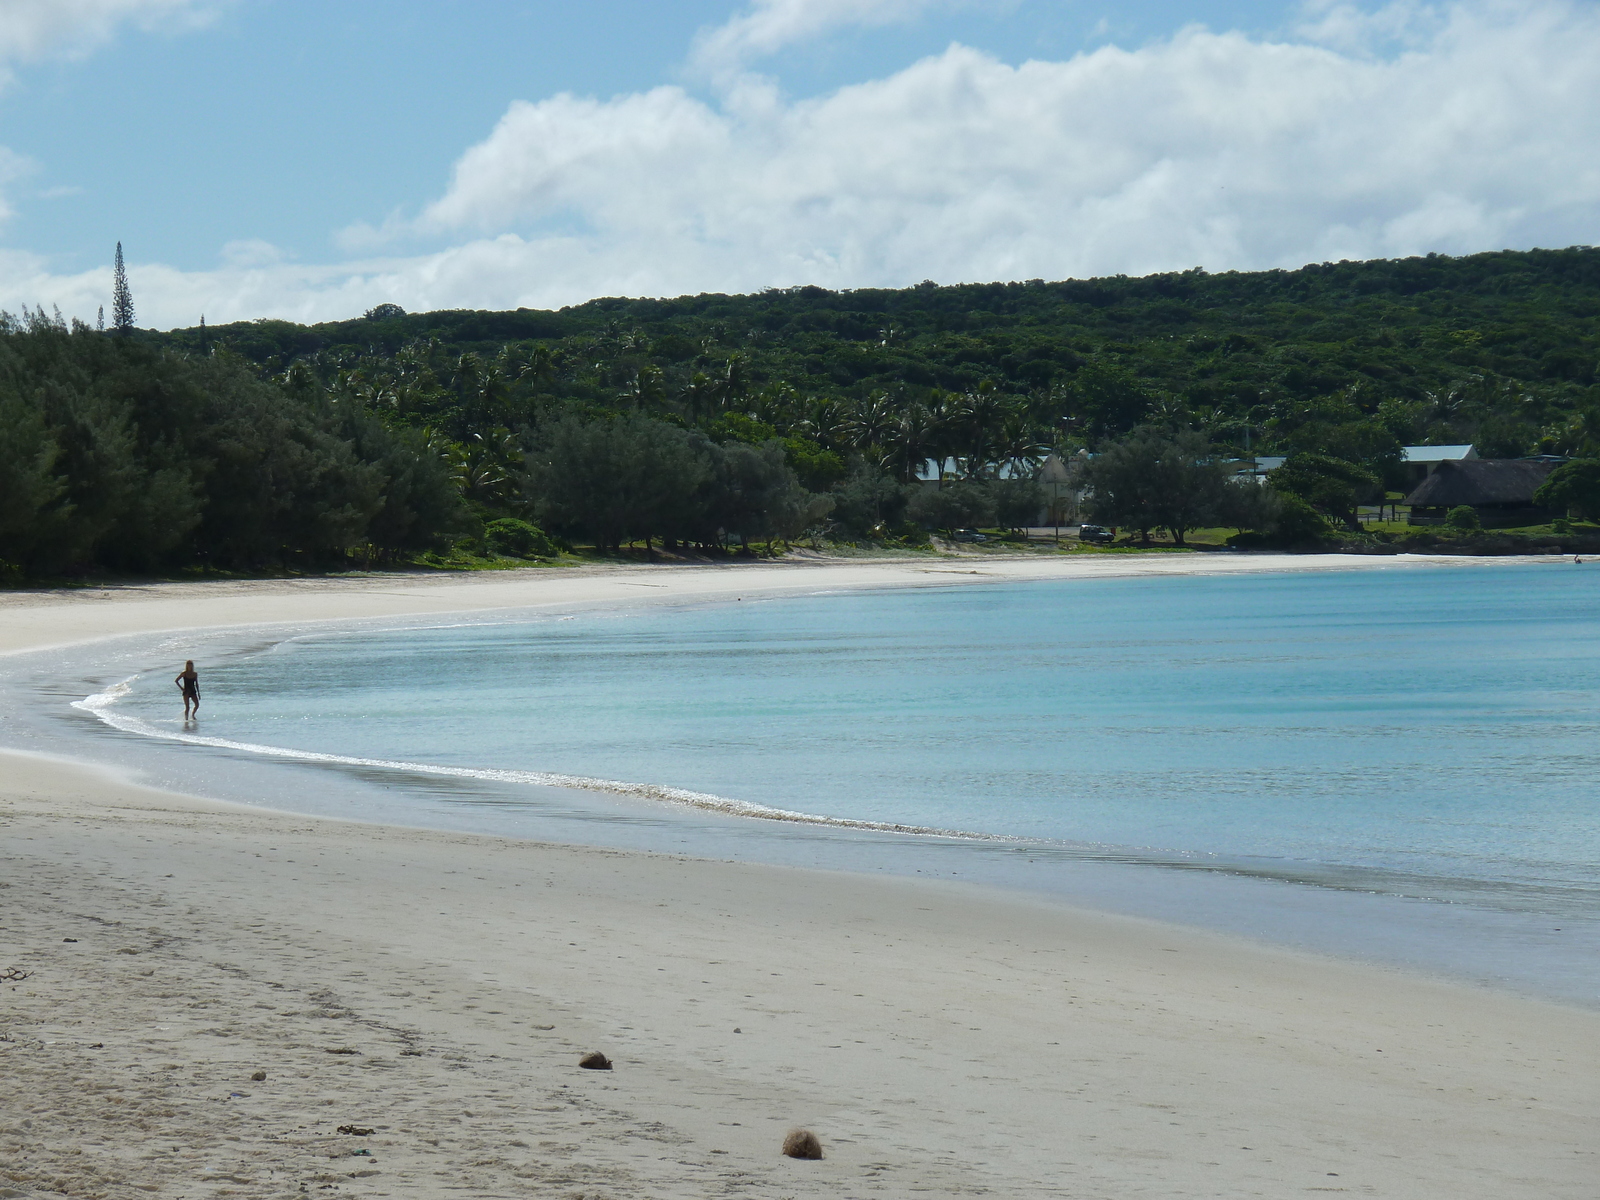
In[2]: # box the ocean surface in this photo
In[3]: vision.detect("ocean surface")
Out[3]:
[11,562,1600,1003]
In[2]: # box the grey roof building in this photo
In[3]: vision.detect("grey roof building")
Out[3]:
[1401,444,1477,487]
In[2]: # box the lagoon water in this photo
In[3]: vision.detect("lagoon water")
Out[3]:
[12,563,1587,1004]
[29,563,1600,1002]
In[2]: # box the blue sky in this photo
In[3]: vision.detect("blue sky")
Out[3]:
[2,0,1597,327]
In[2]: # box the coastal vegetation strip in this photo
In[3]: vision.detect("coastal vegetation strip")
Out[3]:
[4,246,1598,579]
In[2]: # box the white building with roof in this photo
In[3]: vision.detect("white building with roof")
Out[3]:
[1402,444,1476,486]
[1246,446,1475,489]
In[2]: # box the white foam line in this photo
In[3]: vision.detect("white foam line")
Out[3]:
[72,679,1010,843]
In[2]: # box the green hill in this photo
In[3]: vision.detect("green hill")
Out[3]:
[156,245,1600,464]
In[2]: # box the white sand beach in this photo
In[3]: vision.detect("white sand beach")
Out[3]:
[0,549,1562,656]
[3,554,1597,1198]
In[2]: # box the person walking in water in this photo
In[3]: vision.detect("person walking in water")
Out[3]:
[175,660,200,720]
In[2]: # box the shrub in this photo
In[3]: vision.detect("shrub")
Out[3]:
[1084,426,1229,546]
[1271,494,1330,545]
[907,481,997,535]
[484,517,556,558]
[1445,505,1482,531]
[1266,453,1381,530]
[1533,458,1600,520]
[829,462,910,539]
[1226,496,1329,549]
[889,520,931,547]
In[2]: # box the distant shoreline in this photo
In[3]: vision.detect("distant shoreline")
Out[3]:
[0,539,1583,597]
[0,549,1569,659]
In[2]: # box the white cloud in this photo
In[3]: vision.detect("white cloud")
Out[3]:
[219,238,285,268]
[690,0,957,78]
[0,0,217,81]
[418,87,732,235]
[1294,0,1447,53]
[7,0,1600,329]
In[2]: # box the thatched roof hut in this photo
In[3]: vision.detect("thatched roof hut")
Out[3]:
[1404,458,1560,524]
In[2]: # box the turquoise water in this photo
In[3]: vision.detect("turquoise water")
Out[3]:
[97,566,1600,917]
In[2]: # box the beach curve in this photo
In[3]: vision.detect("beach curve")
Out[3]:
[3,552,1597,1198]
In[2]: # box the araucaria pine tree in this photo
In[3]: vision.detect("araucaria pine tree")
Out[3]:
[111,242,134,334]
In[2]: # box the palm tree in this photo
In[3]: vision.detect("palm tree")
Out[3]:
[799,395,848,452]
[1148,393,1194,431]
[841,390,898,454]
[523,345,558,389]
[994,410,1050,478]
[751,382,802,428]
[886,402,936,482]
[447,352,515,433]
[682,372,719,423]
[449,428,521,508]
[921,390,961,477]
[954,380,1010,477]
[718,354,749,409]
[620,364,665,409]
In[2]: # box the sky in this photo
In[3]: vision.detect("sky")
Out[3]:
[2,0,1597,329]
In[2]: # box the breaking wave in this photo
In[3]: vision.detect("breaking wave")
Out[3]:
[72,677,1012,842]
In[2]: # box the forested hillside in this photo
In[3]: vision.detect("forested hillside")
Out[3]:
[164,245,1600,459]
[3,247,1598,575]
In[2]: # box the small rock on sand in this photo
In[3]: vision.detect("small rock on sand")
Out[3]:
[250,1070,266,1081]
[578,1051,612,1070]
[782,1129,823,1159]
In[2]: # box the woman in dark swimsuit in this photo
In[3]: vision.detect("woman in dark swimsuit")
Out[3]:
[176,660,200,719]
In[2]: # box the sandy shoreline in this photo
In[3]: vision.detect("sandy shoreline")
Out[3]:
[4,553,1597,1197]
[0,548,1557,656]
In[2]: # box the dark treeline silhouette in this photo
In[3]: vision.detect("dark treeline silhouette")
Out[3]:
[0,308,468,575]
[6,247,1599,575]
[526,415,831,552]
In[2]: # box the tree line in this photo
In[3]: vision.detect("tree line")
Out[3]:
[6,246,1600,575]
[0,309,468,575]
[1078,426,1331,547]
[151,246,1599,549]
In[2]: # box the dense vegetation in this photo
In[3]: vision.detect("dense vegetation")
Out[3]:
[3,246,1598,575]
[0,310,469,576]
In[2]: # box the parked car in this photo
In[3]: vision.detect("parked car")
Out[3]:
[1078,524,1115,544]
[952,528,988,543]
